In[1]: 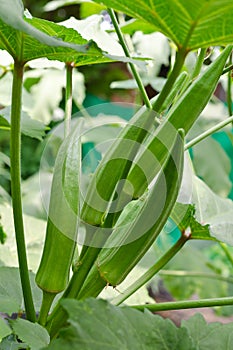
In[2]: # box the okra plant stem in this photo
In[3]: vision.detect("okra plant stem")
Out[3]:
[10,60,36,322]
[64,63,73,137]
[46,246,102,338]
[152,49,187,112]
[107,8,152,109]
[113,233,189,306]
[185,115,233,150]
[131,296,233,312]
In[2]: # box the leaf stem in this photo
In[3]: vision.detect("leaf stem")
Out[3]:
[185,115,233,150]
[222,64,233,75]
[159,269,233,284]
[107,8,152,109]
[152,49,187,112]
[131,296,233,312]
[227,53,232,117]
[64,63,73,137]
[190,48,207,80]
[113,233,190,305]
[10,60,36,322]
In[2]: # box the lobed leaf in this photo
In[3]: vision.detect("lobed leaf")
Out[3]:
[44,298,194,350]
[182,313,233,349]
[0,1,146,67]
[170,202,212,241]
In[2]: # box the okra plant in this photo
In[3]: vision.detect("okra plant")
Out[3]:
[0,0,233,348]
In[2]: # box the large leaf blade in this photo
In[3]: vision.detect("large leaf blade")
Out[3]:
[93,0,233,50]
[0,1,146,66]
[45,298,194,350]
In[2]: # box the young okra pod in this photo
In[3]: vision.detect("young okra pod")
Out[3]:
[77,129,184,299]
[36,119,82,296]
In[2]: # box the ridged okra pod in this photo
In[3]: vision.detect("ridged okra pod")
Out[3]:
[77,129,184,299]
[126,45,232,198]
[81,104,157,227]
[36,120,82,296]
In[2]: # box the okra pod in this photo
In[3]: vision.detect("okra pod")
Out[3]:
[77,129,184,298]
[81,104,157,227]
[36,119,82,295]
[127,45,232,198]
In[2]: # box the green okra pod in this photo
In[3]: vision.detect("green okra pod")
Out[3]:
[127,45,232,198]
[36,119,82,296]
[81,104,157,227]
[77,129,184,298]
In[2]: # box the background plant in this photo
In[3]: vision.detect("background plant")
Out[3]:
[0,0,233,349]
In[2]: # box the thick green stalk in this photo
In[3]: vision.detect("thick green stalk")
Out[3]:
[131,296,233,312]
[113,233,190,305]
[152,49,187,112]
[108,8,152,109]
[184,115,233,150]
[46,245,102,338]
[64,63,73,137]
[10,60,36,322]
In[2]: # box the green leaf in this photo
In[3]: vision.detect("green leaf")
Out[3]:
[80,2,106,18]
[0,318,11,341]
[0,2,146,66]
[170,202,212,241]
[0,267,41,315]
[0,107,46,140]
[45,298,194,350]
[93,0,233,50]
[11,319,50,350]
[121,19,157,36]
[192,176,233,245]
[182,313,233,349]
[0,0,93,60]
